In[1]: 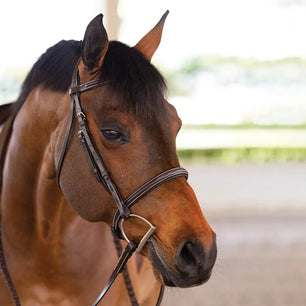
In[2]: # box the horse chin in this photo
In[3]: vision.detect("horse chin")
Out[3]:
[147,240,213,288]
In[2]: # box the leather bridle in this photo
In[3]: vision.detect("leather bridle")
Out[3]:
[55,62,189,306]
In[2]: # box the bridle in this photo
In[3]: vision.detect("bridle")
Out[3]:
[56,62,189,305]
[0,61,188,306]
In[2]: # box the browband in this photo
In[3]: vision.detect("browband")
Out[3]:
[69,79,111,95]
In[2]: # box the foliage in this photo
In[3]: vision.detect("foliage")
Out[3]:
[0,67,28,103]
[159,55,306,97]
[181,123,306,130]
[178,147,306,163]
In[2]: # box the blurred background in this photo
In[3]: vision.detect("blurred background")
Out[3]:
[1,0,306,305]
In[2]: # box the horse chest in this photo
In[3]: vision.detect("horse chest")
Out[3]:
[20,285,77,306]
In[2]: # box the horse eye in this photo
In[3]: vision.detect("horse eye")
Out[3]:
[100,124,130,144]
[102,129,121,141]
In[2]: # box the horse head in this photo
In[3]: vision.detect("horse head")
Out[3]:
[56,12,216,289]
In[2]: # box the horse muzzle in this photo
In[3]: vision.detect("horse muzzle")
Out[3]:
[148,236,217,288]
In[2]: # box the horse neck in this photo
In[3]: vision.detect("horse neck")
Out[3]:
[1,87,75,252]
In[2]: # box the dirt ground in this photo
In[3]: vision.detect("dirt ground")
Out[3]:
[163,162,306,306]
[163,214,306,306]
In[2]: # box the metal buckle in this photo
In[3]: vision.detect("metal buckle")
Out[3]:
[120,214,156,253]
[77,111,86,121]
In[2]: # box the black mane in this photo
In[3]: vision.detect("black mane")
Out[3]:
[16,40,166,115]
[16,40,82,111]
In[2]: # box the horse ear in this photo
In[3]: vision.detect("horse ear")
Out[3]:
[81,14,109,71]
[134,10,169,61]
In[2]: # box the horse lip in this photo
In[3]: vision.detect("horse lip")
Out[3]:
[147,240,175,287]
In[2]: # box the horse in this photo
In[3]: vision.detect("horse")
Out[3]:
[0,11,217,306]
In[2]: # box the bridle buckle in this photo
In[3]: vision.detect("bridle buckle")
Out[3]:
[120,214,156,253]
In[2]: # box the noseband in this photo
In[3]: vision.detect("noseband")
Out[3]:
[56,62,188,306]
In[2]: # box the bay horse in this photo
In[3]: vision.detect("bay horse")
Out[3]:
[0,11,217,306]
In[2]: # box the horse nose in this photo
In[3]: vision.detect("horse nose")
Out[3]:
[175,237,217,285]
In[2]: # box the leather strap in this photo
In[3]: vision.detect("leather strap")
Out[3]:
[94,234,164,306]
[74,92,130,219]
[156,285,165,306]
[113,235,139,306]
[92,241,137,306]
[0,220,21,306]
[69,79,111,95]
[112,167,188,234]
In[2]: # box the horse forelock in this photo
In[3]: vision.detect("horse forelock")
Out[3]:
[99,41,167,117]
[16,40,167,118]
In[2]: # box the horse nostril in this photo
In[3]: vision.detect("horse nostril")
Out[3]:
[182,242,202,266]
[175,239,206,275]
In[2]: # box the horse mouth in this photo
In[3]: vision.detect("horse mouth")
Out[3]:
[147,240,214,288]
[147,240,175,286]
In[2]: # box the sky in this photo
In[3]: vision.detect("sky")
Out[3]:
[120,0,306,65]
[2,0,306,71]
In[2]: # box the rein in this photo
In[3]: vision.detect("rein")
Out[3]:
[1,62,188,305]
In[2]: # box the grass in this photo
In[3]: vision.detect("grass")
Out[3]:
[181,124,306,130]
[177,147,306,163]
[176,124,306,162]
